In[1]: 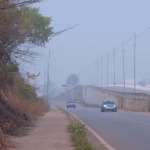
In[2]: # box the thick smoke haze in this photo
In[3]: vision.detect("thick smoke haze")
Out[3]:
[25,0,150,93]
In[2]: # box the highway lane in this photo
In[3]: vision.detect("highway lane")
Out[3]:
[106,86,150,95]
[54,101,150,150]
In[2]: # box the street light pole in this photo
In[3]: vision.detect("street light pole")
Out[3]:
[114,48,116,91]
[47,45,63,105]
[101,57,103,87]
[97,59,98,87]
[122,42,125,94]
[87,66,89,85]
[107,53,109,88]
[84,69,86,85]
[90,63,92,85]
[122,42,125,108]
[94,60,95,86]
[134,34,136,100]
[47,50,50,103]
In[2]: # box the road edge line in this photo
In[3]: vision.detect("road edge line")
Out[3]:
[68,111,116,150]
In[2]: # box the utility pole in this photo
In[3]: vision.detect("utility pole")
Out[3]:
[134,34,136,100]
[47,45,62,105]
[114,48,116,91]
[47,50,51,103]
[84,69,86,85]
[122,42,125,108]
[87,66,89,85]
[47,62,49,102]
[101,57,103,87]
[83,69,84,85]
[94,60,95,86]
[97,59,98,87]
[44,67,46,95]
[107,53,109,88]
[78,73,80,85]
[122,42,125,94]
[81,71,82,85]
[90,63,92,85]
[85,68,87,85]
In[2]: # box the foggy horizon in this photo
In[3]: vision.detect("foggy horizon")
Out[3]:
[24,0,150,93]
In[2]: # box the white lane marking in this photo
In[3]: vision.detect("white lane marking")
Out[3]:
[141,122,150,125]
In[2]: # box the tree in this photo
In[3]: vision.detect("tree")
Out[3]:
[66,74,79,86]
[0,0,42,10]
[0,2,76,91]
[0,5,75,64]
[20,6,53,47]
[0,5,53,90]
[0,6,53,64]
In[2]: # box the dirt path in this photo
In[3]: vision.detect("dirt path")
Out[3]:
[9,105,73,150]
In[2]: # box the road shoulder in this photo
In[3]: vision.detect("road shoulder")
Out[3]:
[67,111,109,150]
[8,105,73,150]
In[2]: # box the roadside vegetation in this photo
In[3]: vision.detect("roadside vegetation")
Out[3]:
[0,0,75,147]
[0,64,49,148]
[68,121,96,150]
[0,0,69,147]
[59,107,69,116]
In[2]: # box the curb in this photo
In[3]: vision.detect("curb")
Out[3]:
[68,111,116,150]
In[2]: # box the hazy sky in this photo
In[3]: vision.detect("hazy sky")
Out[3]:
[26,0,150,91]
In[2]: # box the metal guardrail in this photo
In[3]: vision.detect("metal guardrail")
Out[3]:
[85,85,150,101]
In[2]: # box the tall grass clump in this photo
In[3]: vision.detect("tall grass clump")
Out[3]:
[68,121,96,150]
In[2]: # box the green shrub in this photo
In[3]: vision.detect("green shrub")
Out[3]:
[68,121,96,150]
[18,77,37,99]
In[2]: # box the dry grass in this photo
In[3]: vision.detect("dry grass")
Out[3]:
[0,88,49,148]
[0,127,15,148]
[8,93,49,120]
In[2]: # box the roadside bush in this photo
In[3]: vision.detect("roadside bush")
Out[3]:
[68,121,96,150]
[18,77,37,99]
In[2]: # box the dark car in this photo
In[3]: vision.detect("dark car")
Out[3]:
[101,100,117,112]
[67,100,76,109]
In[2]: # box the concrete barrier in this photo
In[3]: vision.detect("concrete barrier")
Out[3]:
[82,86,150,112]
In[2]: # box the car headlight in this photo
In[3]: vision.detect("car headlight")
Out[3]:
[104,105,107,107]
[113,105,116,108]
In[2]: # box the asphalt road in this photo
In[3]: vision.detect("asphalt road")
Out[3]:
[106,86,150,95]
[54,101,150,150]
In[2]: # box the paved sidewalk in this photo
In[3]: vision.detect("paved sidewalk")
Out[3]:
[9,105,74,150]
